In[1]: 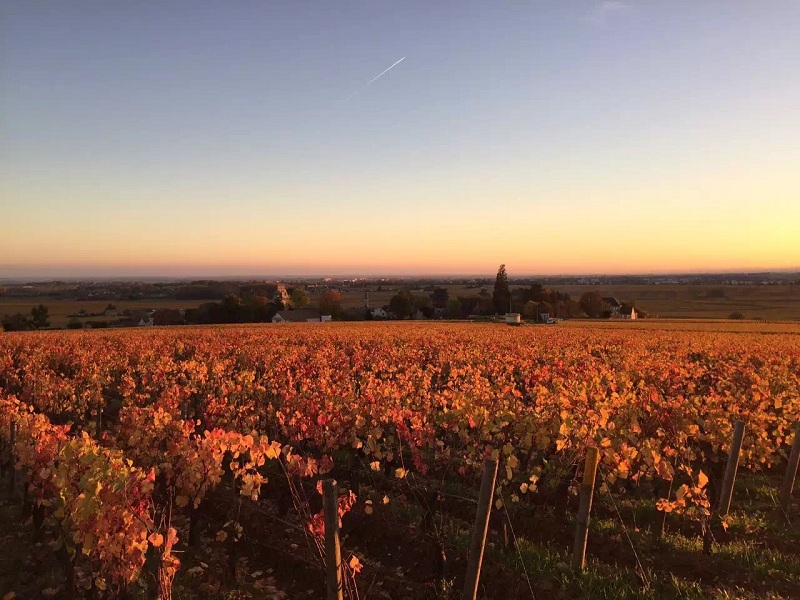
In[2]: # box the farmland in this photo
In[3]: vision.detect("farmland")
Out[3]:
[1,322,799,599]
[3,282,800,329]
[0,299,208,329]
[336,284,800,321]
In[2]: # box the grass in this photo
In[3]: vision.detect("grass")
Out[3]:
[3,467,799,599]
[388,468,800,599]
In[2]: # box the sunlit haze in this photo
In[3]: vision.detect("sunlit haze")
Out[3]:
[2,1,799,278]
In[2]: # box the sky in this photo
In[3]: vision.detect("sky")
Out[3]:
[2,1,799,278]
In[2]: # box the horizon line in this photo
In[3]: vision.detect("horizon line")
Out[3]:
[2,268,799,284]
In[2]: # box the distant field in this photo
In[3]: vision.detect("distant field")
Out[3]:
[336,283,800,321]
[3,283,799,328]
[552,284,800,320]
[0,299,207,328]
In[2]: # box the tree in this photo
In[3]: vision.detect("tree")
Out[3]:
[221,294,245,322]
[446,298,462,319]
[290,288,310,309]
[492,264,511,314]
[579,292,609,318]
[30,304,50,329]
[566,298,584,318]
[319,290,343,320]
[522,300,538,318]
[2,313,33,332]
[478,293,494,315]
[413,294,434,318]
[389,290,414,319]
[524,284,546,303]
[430,288,449,309]
[458,296,481,317]
[417,304,436,319]
[153,309,183,326]
[67,317,83,330]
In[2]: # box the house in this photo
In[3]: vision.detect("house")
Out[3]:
[272,309,323,323]
[102,307,118,318]
[137,317,154,327]
[601,297,622,316]
[371,307,389,319]
[620,306,637,320]
[505,313,521,325]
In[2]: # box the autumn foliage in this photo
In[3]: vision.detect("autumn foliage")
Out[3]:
[0,323,799,594]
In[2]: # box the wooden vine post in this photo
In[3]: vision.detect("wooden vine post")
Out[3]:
[463,457,499,600]
[8,420,16,497]
[718,421,746,517]
[572,447,599,573]
[779,422,800,515]
[323,479,343,600]
[95,407,103,438]
[703,420,745,554]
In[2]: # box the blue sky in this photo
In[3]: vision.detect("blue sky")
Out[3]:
[2,1,799,276]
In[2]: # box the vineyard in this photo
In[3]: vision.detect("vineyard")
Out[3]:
[1,322,799,599]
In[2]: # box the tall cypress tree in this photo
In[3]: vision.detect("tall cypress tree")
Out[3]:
[492,264,511,314]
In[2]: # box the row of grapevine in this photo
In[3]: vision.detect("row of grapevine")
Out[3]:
[1,325,797,502]
[0,396,355,598]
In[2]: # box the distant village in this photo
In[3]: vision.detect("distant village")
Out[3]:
[1,269,798,331]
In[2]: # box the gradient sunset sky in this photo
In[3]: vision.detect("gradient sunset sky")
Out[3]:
[2,1,799,277]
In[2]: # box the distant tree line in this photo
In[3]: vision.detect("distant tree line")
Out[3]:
[2,304,50,331]
[380,265,589,320]
[183,287,339,325]
[184,294,282,325]
[1,269,652,331]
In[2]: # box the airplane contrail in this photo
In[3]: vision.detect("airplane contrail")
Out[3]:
[346,57,406,100]
[366,56,405,85]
